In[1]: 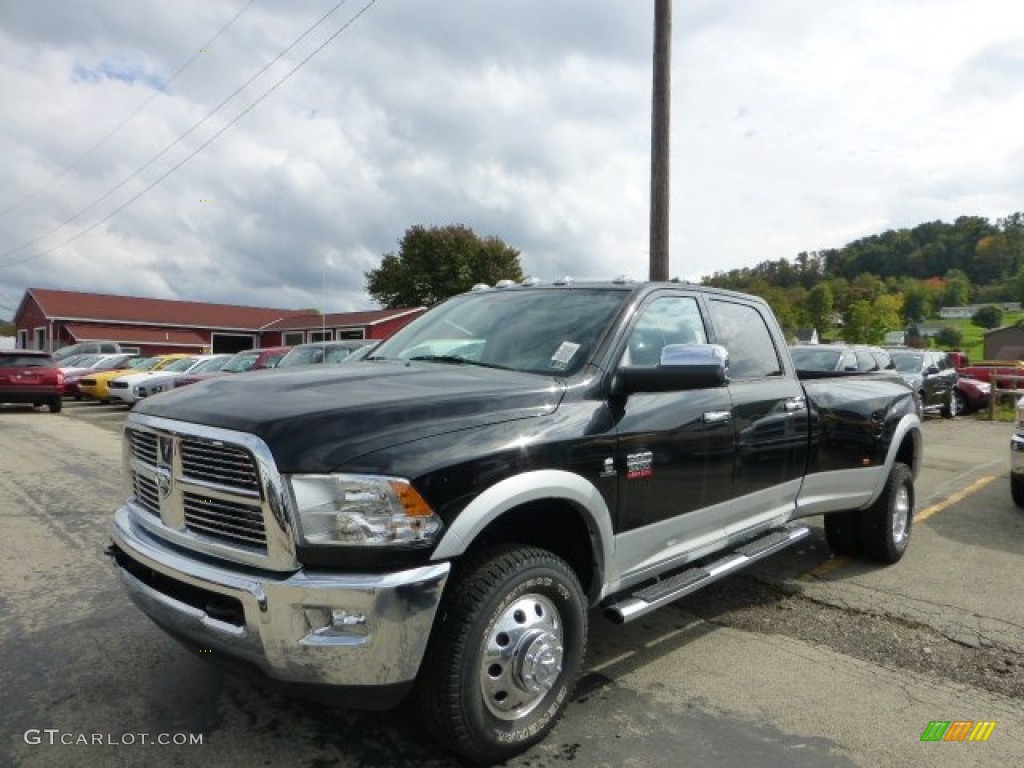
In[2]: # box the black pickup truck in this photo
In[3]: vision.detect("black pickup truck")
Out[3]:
[109,279,921,763]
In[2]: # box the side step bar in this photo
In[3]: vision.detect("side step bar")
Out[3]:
[604,524,811,625]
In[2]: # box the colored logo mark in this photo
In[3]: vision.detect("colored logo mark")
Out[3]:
[920,721,997,742]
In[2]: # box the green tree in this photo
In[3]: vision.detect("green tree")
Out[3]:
[843,294,902,344]
[935,326,963,348]
[805,283,834,335]
[943,269,971,307]
[365,224,524,308]
[971,305,1004,329]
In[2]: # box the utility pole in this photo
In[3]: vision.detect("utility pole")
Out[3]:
[649,0,671,281]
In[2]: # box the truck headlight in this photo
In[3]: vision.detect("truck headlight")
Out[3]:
[289,474,442,547]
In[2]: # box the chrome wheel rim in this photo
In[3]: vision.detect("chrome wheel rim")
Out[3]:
[892,483,911,545]
[479,593,564,721]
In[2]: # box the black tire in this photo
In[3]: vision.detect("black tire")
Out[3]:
[859,462,914,563]
[824,510,861,556]
[415,544,587,765]
[941,391,956,419]
[1011,474,1024,508]
[48,397,62,414]
[953,389,968,415]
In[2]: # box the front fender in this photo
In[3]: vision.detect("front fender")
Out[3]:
[430,469,614,594]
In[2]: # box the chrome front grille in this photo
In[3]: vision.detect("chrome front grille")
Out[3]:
[184,492,265,547]
[128,429,158,466]
[123,417,295,569]
[181,440,259,493]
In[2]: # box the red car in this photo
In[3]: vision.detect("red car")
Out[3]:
[174,346,291,388]
[0,350,64,413]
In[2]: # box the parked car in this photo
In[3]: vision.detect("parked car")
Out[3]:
[0,350,64,413]
[80,354,190,403]
[790,344,896,375]
[887,348,959,417]
[52,340,125,360]
[64,354,146,400]
[108,355,206,405]
[130,354,234,401]
[277,340,370,367]
[1011,397,1024,506]
[954,376,992,414]
[174,346,290,388]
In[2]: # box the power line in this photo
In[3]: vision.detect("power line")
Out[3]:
[0,0,256,219]
[0,0,379,271]
[0,0,361,265]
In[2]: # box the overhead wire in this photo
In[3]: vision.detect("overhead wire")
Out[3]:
[0,0,374,267]
[0,0,256,218]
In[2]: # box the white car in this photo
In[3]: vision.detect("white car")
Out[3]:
[133,354,234,401]
[107,355,214,405]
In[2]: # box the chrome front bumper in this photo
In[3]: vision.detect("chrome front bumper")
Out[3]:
[1011,432,1024,475]
[110,506,449,699]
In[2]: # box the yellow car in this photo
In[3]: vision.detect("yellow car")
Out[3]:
[79,354,192,403]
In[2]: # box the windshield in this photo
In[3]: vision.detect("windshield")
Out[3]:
[223,352,259,372]
[889,353,924,373]
[369,288,628,376]
[162,356,200,372]
[790,347,842,372]
[190,356,231,373]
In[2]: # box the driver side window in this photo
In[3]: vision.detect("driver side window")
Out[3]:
[622,296,707,367]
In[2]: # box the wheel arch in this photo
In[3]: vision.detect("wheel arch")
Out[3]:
[430,470,613,604]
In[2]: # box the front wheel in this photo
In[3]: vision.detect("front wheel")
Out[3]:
[415,545,587,764]
[941,391,957,419]
[48,396,62,414]
[860,462,914,563]
[952,390,968,415]
[1011,474,1024,508]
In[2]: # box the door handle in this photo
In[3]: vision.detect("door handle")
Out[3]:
[703,410,732,424]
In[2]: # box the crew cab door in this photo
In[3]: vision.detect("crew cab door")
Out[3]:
[706,297,809,534]
[609,293,735,537]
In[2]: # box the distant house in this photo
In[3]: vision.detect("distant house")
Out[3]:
[13,288,424,355]
[793,328,819,344]
[939,303,1021,320]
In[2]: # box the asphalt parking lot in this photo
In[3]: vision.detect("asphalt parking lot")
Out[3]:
[0,402,1021,767]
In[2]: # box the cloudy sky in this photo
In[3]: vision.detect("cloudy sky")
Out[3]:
[1,0,1023,316]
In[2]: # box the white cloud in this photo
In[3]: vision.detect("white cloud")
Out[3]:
[2,0,1024,316]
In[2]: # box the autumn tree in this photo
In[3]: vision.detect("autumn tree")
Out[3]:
[365,224,524,308]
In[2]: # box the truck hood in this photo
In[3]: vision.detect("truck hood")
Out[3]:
[133,360,566,472]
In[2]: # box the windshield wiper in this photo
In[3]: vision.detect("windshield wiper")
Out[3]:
[407,355,509,370]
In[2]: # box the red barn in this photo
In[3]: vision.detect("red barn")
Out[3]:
[13,288,423,356]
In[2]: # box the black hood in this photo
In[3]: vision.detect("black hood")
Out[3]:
[134,361,565,472]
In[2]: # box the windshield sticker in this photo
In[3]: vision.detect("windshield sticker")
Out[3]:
[551,341,581,370]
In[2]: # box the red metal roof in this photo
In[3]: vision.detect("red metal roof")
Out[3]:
[267,307,425,331]
[28,288,305,330]
[64,324,209,347]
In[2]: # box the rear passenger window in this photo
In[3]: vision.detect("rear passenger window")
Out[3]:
[854,349,878,372]
[708,300,782,380]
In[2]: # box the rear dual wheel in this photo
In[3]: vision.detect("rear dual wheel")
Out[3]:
[824,462,914,564]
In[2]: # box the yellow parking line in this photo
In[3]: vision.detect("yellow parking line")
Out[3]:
[800,474,999,581]
[915,475,998,523]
